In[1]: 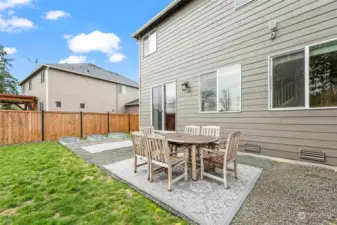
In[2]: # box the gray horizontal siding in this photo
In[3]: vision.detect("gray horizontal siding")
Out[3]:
[139,0,337,165]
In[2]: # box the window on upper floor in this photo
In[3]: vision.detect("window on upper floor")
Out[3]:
[29,80,32,90]
[143,30,157,56]
[119,85,127,94]
[80,103,85,109]
[234,0,254,9]
[200,64,241,113]
[41,70,45,83]
[22,84,25,93]
[269,39,337,110]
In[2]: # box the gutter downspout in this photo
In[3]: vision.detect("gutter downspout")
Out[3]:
[138,37,141,120]
[116,83,118,113]
[45,65,50,111]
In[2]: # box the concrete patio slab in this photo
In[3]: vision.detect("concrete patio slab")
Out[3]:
[104,159,262,225]
[63,139,337,225]
[81,141,133,153]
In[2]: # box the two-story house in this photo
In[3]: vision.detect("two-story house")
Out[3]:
[133,0,337,166]
[20,63,139,113]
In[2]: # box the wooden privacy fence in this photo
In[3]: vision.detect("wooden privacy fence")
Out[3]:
[0,110,139,145]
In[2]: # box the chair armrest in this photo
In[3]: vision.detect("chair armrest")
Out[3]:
[201,148,226,153]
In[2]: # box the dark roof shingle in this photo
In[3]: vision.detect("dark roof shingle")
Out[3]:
[125,99,139,106]
[47,63,138,88]
[20,63,138,88]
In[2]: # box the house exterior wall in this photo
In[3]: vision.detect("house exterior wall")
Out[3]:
[21,69,46,111]
[48,68,138,113]
[138,0,337,165]
[117,85,140,113]
[125,105,139,114]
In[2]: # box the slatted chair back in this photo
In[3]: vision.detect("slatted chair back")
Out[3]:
[145,134,171,166]
[224,131,241,161]
[184,125,200,135]
[131,132,147,158]
[201,126,220,139]
[140,126,154,136]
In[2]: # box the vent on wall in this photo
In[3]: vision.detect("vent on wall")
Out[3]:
[244,143,261,153]
[299,149,325,162]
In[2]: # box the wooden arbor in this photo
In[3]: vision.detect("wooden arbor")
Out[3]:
[0,94,38,110]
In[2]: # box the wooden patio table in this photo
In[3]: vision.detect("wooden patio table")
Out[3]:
[161,132,218,181]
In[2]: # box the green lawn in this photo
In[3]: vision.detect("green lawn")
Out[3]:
[0,142,186,225]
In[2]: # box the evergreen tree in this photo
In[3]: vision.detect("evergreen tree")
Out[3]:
[0,45,18,109]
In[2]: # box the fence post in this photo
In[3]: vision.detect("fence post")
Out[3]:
[128,113,131,133]
[80,111,83,138]
[41,110,45,141]
[107,112,110,133]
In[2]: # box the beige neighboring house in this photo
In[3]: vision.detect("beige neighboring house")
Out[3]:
[19,63,139,113]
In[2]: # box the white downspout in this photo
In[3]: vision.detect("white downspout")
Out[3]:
[45,65,50,111]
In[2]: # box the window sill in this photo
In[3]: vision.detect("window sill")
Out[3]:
[144,51,157,58]
[199,110,242,114]
[234,0,255,10]
[155,130,176,134]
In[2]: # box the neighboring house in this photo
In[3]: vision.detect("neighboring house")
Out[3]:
[132,0,337,165]
[125,99,139,114]
[19,64,139,113]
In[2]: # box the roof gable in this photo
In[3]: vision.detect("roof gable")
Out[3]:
[132,0,191,39]
[20,63,139,88]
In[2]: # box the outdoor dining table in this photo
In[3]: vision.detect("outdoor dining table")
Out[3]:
[161,132,218,181]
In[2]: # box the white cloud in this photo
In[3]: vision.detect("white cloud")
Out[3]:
[0,0,33,10]
[63,34,72,40]
[66,30,126,63]
[4,47,17,54]
[59,55,86,64]
[68,30,121,54]
[109,53,126,63]
[43,10,70,20]
[0,15,36,32]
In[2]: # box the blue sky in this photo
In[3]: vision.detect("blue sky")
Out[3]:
[0,0,172,83]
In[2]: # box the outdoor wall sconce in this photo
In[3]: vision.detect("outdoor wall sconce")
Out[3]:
[181,81,191,92]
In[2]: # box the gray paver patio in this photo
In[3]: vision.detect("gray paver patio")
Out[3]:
[65,139,337,225]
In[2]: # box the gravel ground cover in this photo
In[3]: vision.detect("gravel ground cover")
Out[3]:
[68,139,337,225]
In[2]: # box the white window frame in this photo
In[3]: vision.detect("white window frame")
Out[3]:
[119,85,127,94]
[41,70,45,83]
[29,80,32,90]
[268,37,337,111]
[150,80,176,132]
[199,64,242,113]
[143,29,157,57]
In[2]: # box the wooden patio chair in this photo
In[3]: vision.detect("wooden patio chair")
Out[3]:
[200,131,241,189]
[173,125,200,153]
[174,125,201,155]
[145,134,188,191]
[131,132,149,179]
[201,126,221,149]
[140,126,154,135]
[184,125,200,135]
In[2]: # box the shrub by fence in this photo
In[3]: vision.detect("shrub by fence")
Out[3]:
[0,110,139,145]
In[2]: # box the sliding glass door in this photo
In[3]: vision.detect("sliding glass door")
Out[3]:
[152,82,176,131]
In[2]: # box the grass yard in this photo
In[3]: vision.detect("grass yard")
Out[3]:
[0,142,186,225]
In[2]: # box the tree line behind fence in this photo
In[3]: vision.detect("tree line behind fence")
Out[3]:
[0,110,139,145]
